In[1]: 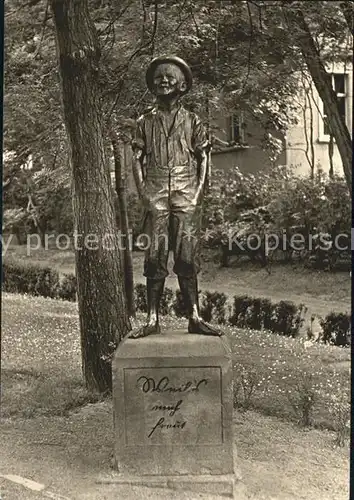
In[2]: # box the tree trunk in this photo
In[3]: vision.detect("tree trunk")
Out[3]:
[51,0,131,393]
[14,226,26,245]
[301,80,314,177]
[39,224,47,248]
[328,134,334,179]
[283,6,352,192]
[110,130,136,319]
[205,96,211,195]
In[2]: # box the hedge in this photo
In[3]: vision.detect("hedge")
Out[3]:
[2,260,350,346]
[2,261,60,299]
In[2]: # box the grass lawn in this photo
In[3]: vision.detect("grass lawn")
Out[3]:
[3,241,351,321]
[1,292,350,499]
[2,292,350,432]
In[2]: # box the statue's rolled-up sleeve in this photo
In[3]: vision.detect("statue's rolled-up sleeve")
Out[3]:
[191,114,210,156]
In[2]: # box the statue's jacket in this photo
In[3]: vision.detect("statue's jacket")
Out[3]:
[133,104,208,213]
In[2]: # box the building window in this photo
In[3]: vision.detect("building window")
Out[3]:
[228,113,245,144]
[319,73,348,141]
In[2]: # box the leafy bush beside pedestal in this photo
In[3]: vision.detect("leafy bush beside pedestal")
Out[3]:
[319,312,351,347]
[172,290,188,318]
[134,283,147,313]
[200,291,228,324]
[159,287,174,316]
[57,274,77,302]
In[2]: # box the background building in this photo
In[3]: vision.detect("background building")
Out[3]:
[285,62,352,177]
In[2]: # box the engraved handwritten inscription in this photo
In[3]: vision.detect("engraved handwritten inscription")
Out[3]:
[136,376,208,438]
[148,417,186,438]
[151,399,183,416]
[124,367,223,445]
[137,376,208,394]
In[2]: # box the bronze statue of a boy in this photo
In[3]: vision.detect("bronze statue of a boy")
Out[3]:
[131,55,222,338]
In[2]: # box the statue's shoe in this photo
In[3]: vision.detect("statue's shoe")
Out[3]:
[188,318,223,336]
[129,323,161,339]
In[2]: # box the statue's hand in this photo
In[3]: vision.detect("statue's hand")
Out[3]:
[142,193,152,209]
[191,187,203,207]
[139,186,153,209]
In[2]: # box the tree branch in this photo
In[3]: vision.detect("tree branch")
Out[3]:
[5,0,43,18]
[97,3,132,35]
[239,1,254,94]
[106,0,159,121]
[340,1,354,31]
[33,0,50,58]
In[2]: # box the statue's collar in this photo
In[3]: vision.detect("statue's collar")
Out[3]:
[152,103,187,136]
[154,102,183,114]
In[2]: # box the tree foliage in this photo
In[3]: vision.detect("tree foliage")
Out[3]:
[5,0,352,188]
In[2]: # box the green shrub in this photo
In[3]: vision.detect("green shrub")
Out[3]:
[35,267,60,298]
[229,295,305,337]
[329,393,351,446]
[134,283,147,313]
[2,261,59,298]
[260,298,273,331]
[319,312,351,347]
[270,301,305,338]
[231,296,270,331]
[229,295,254,327]
[58,274,77,302]
[244,297,263,330]
[134,284,174,316]
[233,365,264,411]
[286,371,318,427]
[127,192,144,241]
[2,261,36,294]
[229,295,273,330]
[160,287,174,316]
[200,291,228,324]
[202,167,350,270]
[173,290,188,318]
[307,232,351,271]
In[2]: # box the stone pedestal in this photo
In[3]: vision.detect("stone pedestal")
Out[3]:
[111,329,236,495]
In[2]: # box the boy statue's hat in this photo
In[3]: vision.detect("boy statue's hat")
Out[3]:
[145,55,193,94]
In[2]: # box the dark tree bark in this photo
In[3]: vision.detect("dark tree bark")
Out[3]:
[110,130,136,319]
[50,0,131,393]
[14,226,27,245]
[283,6,352,193]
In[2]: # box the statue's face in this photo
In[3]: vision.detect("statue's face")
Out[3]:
[153,63,187,96]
